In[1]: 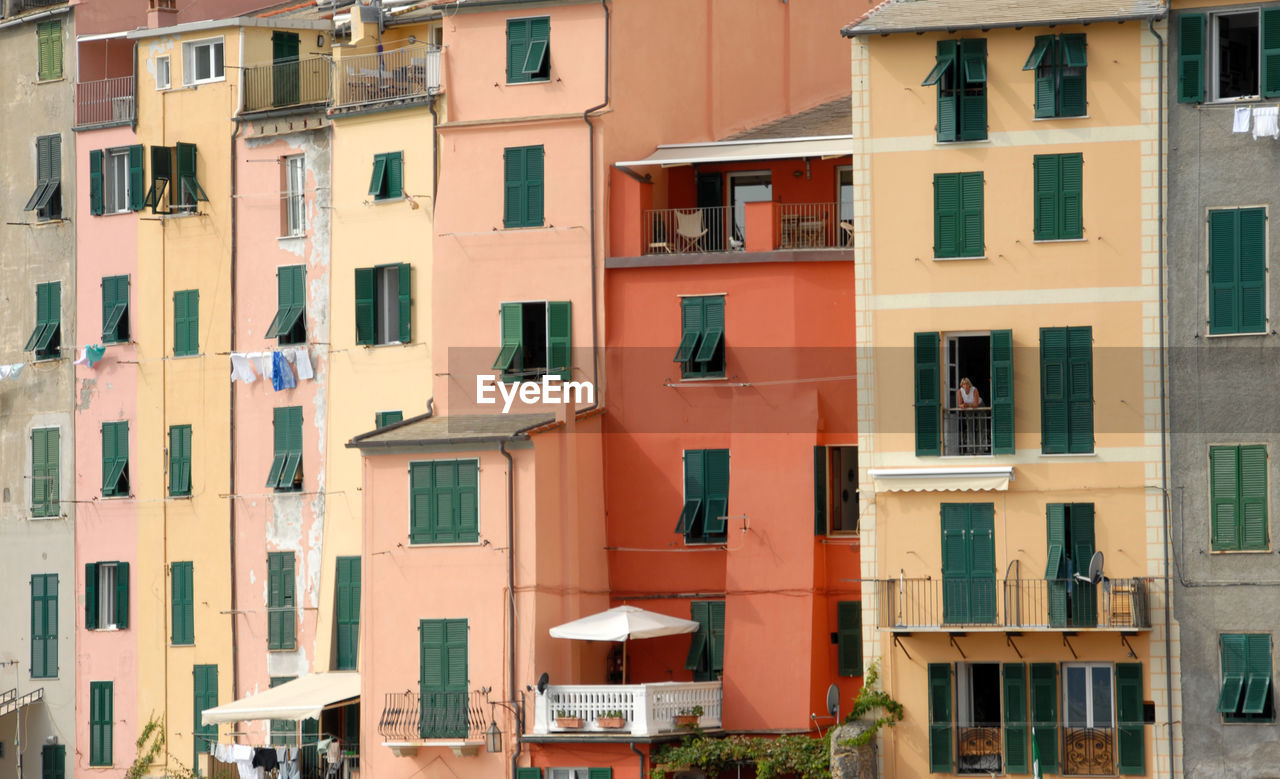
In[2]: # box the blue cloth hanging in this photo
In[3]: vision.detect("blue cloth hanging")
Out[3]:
[272,350,296,391]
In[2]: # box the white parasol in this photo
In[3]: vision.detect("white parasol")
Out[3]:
[549,605,700,683]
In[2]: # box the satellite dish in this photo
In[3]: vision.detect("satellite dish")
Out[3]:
[826,683,840,721]
[536,672,549,694]
[1074,551,1104,584]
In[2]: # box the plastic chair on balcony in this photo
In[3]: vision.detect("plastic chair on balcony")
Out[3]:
[674,209,708,252]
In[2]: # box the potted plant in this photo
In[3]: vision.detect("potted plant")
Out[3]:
[673,705,703,728]
[596,710,626,729]
[554,710,584,729]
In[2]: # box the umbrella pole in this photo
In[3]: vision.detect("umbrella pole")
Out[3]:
[623,640,628,685]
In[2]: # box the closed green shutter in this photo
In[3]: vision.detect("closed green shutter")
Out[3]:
[1066,326,1093,453]
[410,463,431,543]
[1068,504,1097,627]
[169,425,192,497]
[990,330,1015,453]
[376,411,403,428]
[503,147,525,227]
[1115,662,1144,774]
[516,769,541,779]
[1238,208,1267,334]
[41,743,65,779]
[1059,34,1088,116]
[30,574,57,679]
[930,41,958,142]
[814,446,828,535]
[419,618,468,738]
[969,503,997,623]
[1264,10,1280,98]
[1208,209,1239,334]
[1059,153,1083,239]
[114,561,129,629]
[1046,503,1068,627]
[89,150,104,215]
[432,462,458,543]
[677,450,705,535]
[409,461,478,544]
[940,504,971,623]
[1040,328,1069,453]
[708,600,726,672]
[914,332,941,455]
[38,21,61,80]
[1033,155,1060,240]
[1240,445,1269,550]
[268,552,296,649]
[587,769,612,779]
[354,267,375,345]
[494,302,524,371]
[525,145,544,226]
[457,461,479,543]
[703,449,730,536]
[32,427,60,517]
[85,563,99,630]
[336,557,361,670]
[547,301,572,380]
[1178,14,1206,103]
[90,681,113,766]
[173,290,199,356]
[129,145,145,211]
[172,561,194,645]
[959,171,984,256]
[1211,446,1242,551]
[1029,663,1058,772]
[928,663,953,773]
[958,39,987,141]
[386,152,403,199]
[836,601,862,677]
[1003,663,1028,773]
[193,664,218,767]
[398,263,413,343]
[934,174,960,257]
[507,18,530,83]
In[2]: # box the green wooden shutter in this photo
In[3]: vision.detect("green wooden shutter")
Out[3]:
[1046,503,1068,627]
[694,295,725,371]
[1115,662,1144,774]
[503,147,525,227]
[432,461,458,543]
[990,330,1015,453]
[547,301,572,380]
[813,446,828,535]
[1033,37,1058,118]
[1220,633,1248,713]
[41,743,65,779]
[38,21,61,80]
[678,450,705,536]
[369,154,387,197]
[959,171,984,256]
[933,41,958,142]
[970,504,997,623]
[516,769,542,779]
[31,575,57,679]
[386,152,403,199]
[101,422,117,497]
[282,552,296,648]
[1209,209,1240,334]
[928,663,953,772]
[102,275,130,343]
[1238,208,1267,334]
[934,174,960,257]
[708,600,725,671]
[1033,155,1060,240]
[675,296,704,365]
[1059,153,1083,240]
[1240,445,1269,550]
[1003,663,1029,773]
[1069,504,1097,627]
[410,463,429,543]
[914,332,941,455]
[175,142,200,205]
[941,503,971,623]
[1040,328,1068,453]
[458,461,479,543]
[193,664,218,767]
[172,562,194,645]
[170,425,192,497]
[703,449,730,536]
[89,150,104,215]
[587,769,611,779]
[398,263,413,343]
[507,18,530,83]
[354,267,375,345]
[958,39,987,140]
[114,561,129,629]
[494,302,524,371]
[1066,327,1093,453]
[1243,634,1273,714]
[836,601,862,677]
[1029,663,1058,771]
[85,563,99,631]
[1264,10,1280,98]
[174,290,199,356]
[128,146,145,211]
[90,681,113,766]
[1211,446,1242,551]
[376,411,403,428]
[685,601,710,673]
[336,556,361,670]
[524,146,545,226]
[1060,34,1088,116]
[1178,14,1206,103]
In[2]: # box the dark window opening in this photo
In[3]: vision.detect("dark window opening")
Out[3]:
[826,445,860,533]
[958,663,1003,775]
[1217,12,1260,99]
[944,334,991,456]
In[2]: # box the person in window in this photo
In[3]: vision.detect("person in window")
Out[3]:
[957,377,982,408]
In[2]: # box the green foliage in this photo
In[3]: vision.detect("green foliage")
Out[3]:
[126,714,199,779]
[842,659,905,747]
[601,710,625,719]
[651,732,831,779]
[677,704,704,717]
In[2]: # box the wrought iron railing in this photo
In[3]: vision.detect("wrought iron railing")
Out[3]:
[377,689,486,742]
[533,681,722,736]
[777,202,847,249]
[944,407,992,456]
[242,57,332,113]
[334,45,441,109]
[10,0,65,12]
[956,724,1003,774]
[875,577,1151,630]
[75,76,134,126]
[1062,726,1114,775]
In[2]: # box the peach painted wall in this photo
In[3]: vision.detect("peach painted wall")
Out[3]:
[74,123,142,778]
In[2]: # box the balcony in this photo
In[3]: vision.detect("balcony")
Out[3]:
[532,682,722,737]
[875,577,1151,632]
[333,45,441,112]
[242,57,332,114]
[8,0,64,12]
[642,202,850,256]
[377,688,487,756]
[75,76,134,127]
[944,408,991,456]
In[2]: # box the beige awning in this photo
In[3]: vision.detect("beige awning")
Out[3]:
[202,672,359,725]
[869,466,1014,493]
[615,135,852,168]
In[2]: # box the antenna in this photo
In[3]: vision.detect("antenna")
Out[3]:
[826,683,840,722]
[1074,551,1105,584]
[536,672,549,694]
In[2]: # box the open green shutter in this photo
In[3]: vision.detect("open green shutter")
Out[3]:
[1178,14,1205,103]
[1003,663,1029,773]
[1210,446,1242,551]
[928,663,953,772]
[678,450,705,535]
[85,563,99,630]
[386,152,403,199]
[685,601,709,670]
[990,330,1015,453]
[494,302,523,371]
[959,172,984,256]
[675,297,703,363]
[1046,503,1068,627]
[837,601,862,677]
[1033,155,1060,240]
[1066,327,1093,453]
[1208,209,1239,334]
[934,174,960,257]
[914,332,941,455]
[547,301,572,380]
[1059,154,1083,240]
[101,422,117,495]
[929,41,958,141]
[1243,634,1273,714]
[708,600,725,671]
[1238,208,1267,333]
[1219,634,1248,712]
[1240,445,1269,550]
[398,263,413,343]
[89,150,104,215]
[695,295,724,369]
[1069,503,1097,626]
[503,147,524,227]
[1040,328,1068,453]
[1029,663,1058,772]
[1264,10,1280,97]
[958,39,987,140]
[129,146,145,211]
[813,446,827,535]
[1034,37,1057,116]
[114,561,129,629]
[1116,662,1144,774]
[702,449,729,535]
[369,154,387,196]
[354,267,375,345]
[940,504,971,623]
[1060,35,1088,116]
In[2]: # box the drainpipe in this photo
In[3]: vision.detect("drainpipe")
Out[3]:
[629,742,645,777]
[1147,16,1173,779]
[581,0,610,410]
[229,92,244,731]
[501,439,519,778]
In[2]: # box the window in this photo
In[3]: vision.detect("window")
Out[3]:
[267,406,303,492]
[171,561,194,645]
[503,145,544,228]
[25,135,61,220]
[546,769,612,779]
[506,17,550,83]
[814,445,859,534]
[37,20,61,81]
[940,503,996,625]
[674,295,725,379]
[933,172,983,258]
[1210,445,1269,551]
[41,744,65,779]
[913,330,1014,456]
[409,460,479,544]
[270,676,299,745]
[169,424,192,497]
[1208,207,1267,335]
[1039,326,1093,454]
[25,281,61,359]
[85,561,129,631]
[836,601,862,677]
[101,421,129,497]
[267,551,296,650]
[1046,503,1097,627]
[31,574,57,679]
[1220,633,1274,722]
[193,665,218,766]
[267,265,306,345]
[685,601,724,682]
[419,619,468,738]
[90,147,143,216]
[1180,10,1280,103]
[173,289,199,356]
[1033,153,1083,240]
[31,427,59,518]
[335,556,360,670]
[101,275,130,343]
[368,151,403,201]
[729,171,771,246]
[183,37,225,85]
[837,166,854,246]
[493,301,571,381]
[355,263,411,345]
[283,155,305,236]
[929,662,1037,774]
[1024,34,1087,117]
[922,39,986,142]
[676,449,729,544]
[375,410,403,428]
[89,681,113,766]
[156,55,170,89]
[143,143,207,214]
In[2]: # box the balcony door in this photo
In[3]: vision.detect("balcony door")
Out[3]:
[729,171,771,249]
[941,503,996,624]
[1046,503,1097,628]
[419,618,469,738]
[272,31,300,106]
[1062,664,1115,776]
[955,663,1002,774]
[696,172,725,252]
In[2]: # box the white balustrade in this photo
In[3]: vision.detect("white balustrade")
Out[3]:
[533,682,722,737]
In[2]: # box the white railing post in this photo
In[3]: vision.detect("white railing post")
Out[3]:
[633,684,654,736]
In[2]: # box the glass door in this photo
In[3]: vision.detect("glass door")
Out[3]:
[1062,664,1114,775]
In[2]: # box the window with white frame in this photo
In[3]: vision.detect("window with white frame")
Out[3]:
[283,155,305,236]
[104,148,130,214]
[95,563,120,629]
[156,55,171,89]
[549,770,588,779]
[1212,11,1260,101]
[183,38,224,85]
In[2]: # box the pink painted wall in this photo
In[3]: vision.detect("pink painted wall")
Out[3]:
[74,123,141,777]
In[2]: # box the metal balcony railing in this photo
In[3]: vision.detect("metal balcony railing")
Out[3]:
[777,202,849,249]
[644,203,852,255]
[944,407,992,456]
[875,577,1151,631]
[9,0,65,13]
[75,76,134,126]
[1062,726,1115,775]
[377,689,486,742]
[956,724,1002,774]
[242,57,332,113]
[334,45,440,110]
[533,681,722,736]
[644,206,732,254]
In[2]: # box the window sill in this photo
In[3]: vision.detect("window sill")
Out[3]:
[171,642,194,647]
[36,77,66,85]
[932,255,987,262]
[363,340,408,348]
[31,513,61,520]
[1209,96,1264,105]
[677,374,728,382]
[1204,331,1269,339]
[92,626,123,632]
[682,539,728,547]
[98,209,133,218]
[370,196,406,205]
[1032,238,1087,244]
[184,77,227,87]
[504,79,552,86]
[32,355,64,363]
[502,224,548,230]
[167,494,192,500]
[407,540,483,548]
[278,233,306,242]
[1032,114,1090,121]
[268,647,299,653]
[33,219,67,227]
[1039,452,1097,457]
[1209,548,1272,554]
[171,353,201,359]
[935,138,990,146]
[100,494,132,500]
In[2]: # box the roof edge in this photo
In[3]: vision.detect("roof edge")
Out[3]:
[842,11,1165,38]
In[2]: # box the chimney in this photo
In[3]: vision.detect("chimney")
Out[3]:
[148,0,178,28]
